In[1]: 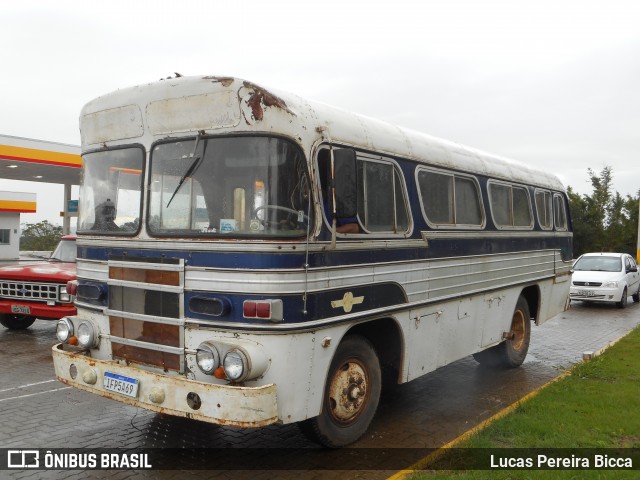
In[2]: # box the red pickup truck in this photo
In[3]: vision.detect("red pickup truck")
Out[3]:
[0,235,77,330]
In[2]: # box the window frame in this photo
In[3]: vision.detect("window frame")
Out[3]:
[76,144,146,237]
[534,188,554,231]
[415,166,485,230]
[355,154,412,236]
[553,193,568,231]
[314,148,413,237]
[487,180,534,230]
[146,134,312,240]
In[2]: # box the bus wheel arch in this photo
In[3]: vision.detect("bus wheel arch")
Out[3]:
[473,295,532,369]
[519,285,540,324]
[348,317,404,388]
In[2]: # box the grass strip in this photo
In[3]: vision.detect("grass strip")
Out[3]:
[409,325,640,480]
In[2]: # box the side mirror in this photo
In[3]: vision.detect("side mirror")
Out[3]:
[628,266,638,273]
[331,149,357,219]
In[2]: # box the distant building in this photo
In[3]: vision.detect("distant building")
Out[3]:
[0,191,36,260]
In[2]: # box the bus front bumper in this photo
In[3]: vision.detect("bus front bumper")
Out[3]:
[52,344,278,428]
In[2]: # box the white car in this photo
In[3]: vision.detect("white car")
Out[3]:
[570,252,640,308]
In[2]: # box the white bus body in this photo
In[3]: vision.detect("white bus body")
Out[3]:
[52,76,572,447]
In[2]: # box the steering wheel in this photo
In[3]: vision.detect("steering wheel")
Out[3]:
[253,205,309,229]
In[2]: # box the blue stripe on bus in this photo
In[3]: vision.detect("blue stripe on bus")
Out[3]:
[78,236,571,268]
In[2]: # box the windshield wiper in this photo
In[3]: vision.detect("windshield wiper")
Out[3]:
[166,133,204,208]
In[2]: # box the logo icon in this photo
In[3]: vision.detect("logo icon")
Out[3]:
[7,450,40,468]
[331,291,365,313]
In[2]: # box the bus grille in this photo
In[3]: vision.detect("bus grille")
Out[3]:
[0,281,59,301]
[106,256,184,372]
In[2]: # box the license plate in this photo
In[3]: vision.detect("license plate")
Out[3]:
[11,305,31,314]
[577,290,595,297]
[103,372,139,398]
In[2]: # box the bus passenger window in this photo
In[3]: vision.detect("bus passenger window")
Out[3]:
[535,190,553,229]
[512,187,531,226]
[553,194,568,230]
[419,170,454,224]
[357,160,409,233]
[417,169,483,227]
[489,182,533,229]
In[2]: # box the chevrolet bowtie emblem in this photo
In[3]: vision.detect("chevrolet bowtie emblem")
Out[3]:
[331,291,364,313]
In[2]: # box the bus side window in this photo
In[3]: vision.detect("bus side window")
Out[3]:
[535,189,553,230]
[489,181,533,229]
[553,194,568,231]
[317,148,359,233]
[357,159,409,233]
[417,168,483,228]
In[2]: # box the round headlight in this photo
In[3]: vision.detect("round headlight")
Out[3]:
[77,321,97,348]
[196,343,220,375]
[56,318,74,343]
[223,350,248,381]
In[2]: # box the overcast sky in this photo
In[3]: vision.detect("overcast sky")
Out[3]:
[1,0,638,226]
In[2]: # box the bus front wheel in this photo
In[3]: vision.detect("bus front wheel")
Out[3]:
[473,296,531,368]
[299,335,381,447]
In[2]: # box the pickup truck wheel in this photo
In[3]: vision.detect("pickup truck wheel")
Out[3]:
[0,314,36,330]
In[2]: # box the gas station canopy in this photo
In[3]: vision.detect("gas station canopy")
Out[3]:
[0,134,81,234]
[0,134,81,185]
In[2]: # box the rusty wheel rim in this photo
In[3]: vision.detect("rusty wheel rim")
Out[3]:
[510,309,526,351]
[327,359,369,425]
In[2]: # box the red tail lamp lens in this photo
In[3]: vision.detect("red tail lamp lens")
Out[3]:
[256,302,271,318]
[243,299,283,322]
[243,301,257,318]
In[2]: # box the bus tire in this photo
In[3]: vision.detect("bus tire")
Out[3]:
[473,296,531,368]
[0,314,36,330]
[298,335,381,447]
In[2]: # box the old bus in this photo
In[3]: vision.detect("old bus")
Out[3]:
[53,76,572,447]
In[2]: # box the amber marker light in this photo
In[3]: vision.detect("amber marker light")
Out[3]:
[214,367,226,379]
[68,336,79,346]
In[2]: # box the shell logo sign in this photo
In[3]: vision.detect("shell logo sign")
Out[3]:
[0,191,36,213]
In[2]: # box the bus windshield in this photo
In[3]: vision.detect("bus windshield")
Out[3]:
[148,136,311,238]
[77,147,144,234]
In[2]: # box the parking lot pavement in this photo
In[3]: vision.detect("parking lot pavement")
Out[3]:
[0,299,638,479]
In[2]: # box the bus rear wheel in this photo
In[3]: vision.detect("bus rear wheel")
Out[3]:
[473,296,531,368]
[0,314,36,330]
[299,335,381,447]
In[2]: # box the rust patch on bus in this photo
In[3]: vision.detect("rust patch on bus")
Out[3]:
[204,76,235,87]
[242,81,294,121]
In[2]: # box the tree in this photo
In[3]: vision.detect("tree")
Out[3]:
[568,167,639,257]
[20,221,63,251]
